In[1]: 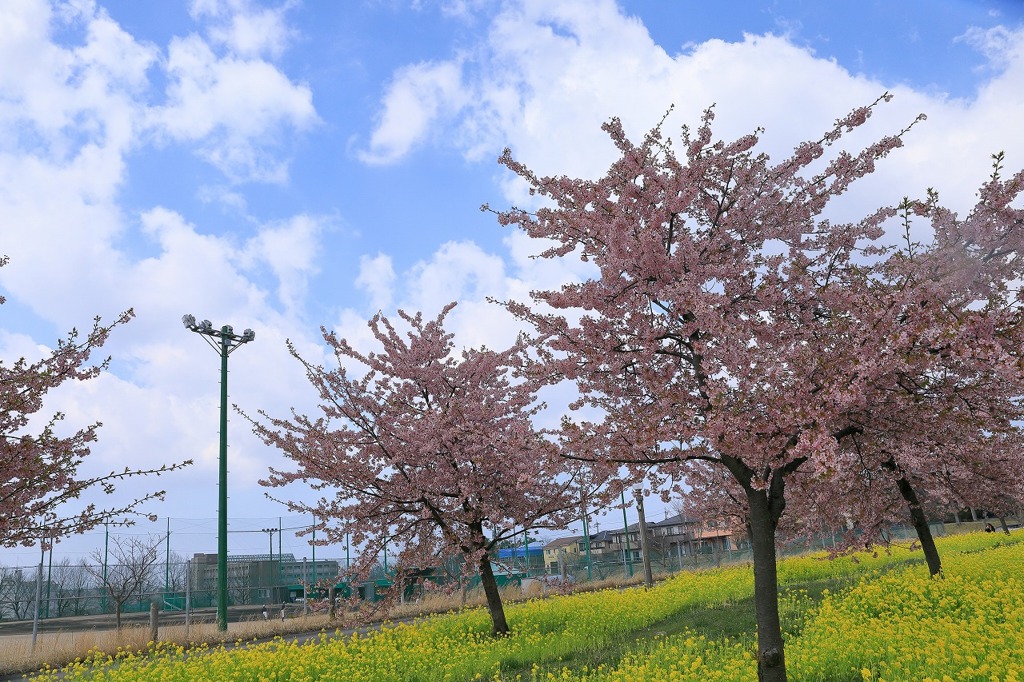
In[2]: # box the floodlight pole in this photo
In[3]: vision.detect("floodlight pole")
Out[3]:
[182,314,254,632]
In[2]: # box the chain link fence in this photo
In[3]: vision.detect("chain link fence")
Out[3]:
[1,515,993,623]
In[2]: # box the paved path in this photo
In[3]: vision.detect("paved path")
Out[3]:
[0,607,419,680]
[0,605,271,637]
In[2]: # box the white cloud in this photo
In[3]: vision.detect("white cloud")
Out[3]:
[958,24,1024,71]
[0,1,155,159]
[154,32,317,182]
[330,239,526,364]
[402,240,506,312]
[358,60,468,164]
[3,0,1024,562]
[197,183,249,211]
[243,214,326,315]
[0,329,54,366]
[363,0,1024,224]
[190,0,297,58]
[355,253,396,312]
[0,0,322,331]
[0,1,332,560]
[439,0,489,19]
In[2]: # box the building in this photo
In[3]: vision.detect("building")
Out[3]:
[190,552,341,605]
[558,514,740,568]
[648,513,738,558]
[583,529,620,560]
[542,536,583,570]
[495,546,545,573]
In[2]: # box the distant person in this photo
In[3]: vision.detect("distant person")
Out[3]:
[985,522,996,533]
[281,602,287,621]
[261,604,268,620]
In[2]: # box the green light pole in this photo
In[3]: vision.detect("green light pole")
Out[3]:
[101,523,108,613]
[523,529,530,575]
[262,527,277,600]
[581,494,593,581]
[182,314,254,632]
[620,488,633,578]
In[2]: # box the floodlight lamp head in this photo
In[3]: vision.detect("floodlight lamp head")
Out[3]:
[241,329,255,343]
[223,325,234,336]
[182,314,196,329]
[200,320,213,332]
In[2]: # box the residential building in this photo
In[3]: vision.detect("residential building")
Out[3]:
[562,513,741,568]
[542,536,582,570]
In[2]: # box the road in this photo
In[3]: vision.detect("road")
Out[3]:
[0,604,275,637]
[0,605,426,682]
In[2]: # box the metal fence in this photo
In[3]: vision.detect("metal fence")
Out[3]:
[0,519,973,624]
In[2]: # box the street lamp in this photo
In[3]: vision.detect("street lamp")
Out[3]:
[262,528,278,602]
[262,528,278,562]
[182,314,254,631]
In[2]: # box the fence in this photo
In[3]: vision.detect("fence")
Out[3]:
[0,514,352,623]
[0,516,994,624]
[546,521,956,585]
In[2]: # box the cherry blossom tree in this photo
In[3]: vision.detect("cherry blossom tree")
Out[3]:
[490,95,1024,681]
[248,303,602,636]
[1,264,191,547]
[694,165,1024,580]
[788,165,1024,575]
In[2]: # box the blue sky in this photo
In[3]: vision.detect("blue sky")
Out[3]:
[2,0,1024,565]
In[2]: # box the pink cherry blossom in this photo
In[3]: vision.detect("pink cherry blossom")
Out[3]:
[248,302,604,636]
[1,258,191,548]
[490,95,1024,681]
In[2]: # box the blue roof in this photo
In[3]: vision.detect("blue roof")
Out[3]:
[496,547,544,559]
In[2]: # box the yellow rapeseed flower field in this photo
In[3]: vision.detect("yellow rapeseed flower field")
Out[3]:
[26,531,1024,681]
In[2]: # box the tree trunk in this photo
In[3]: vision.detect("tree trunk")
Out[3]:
[882,457,942,576]
[998,516,1011,535]
[115,601,122,631]
[746,489,787,682]
[478,555,509,636]
[892,473,942,576]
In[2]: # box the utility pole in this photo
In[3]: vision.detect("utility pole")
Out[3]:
[184,559,191,638]
[635,490,653,588]
[44,541,52,619]
[523,528,531,575]
[101,523,109,613]
[262,527,277,600]
[164,517,171,601]
[581,492,593,581]
[262,528,277,561]
[620,488,633,578]
[182,314,255,631]
[31,540,43,653]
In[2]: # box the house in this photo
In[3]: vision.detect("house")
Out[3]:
[542,536,582,570]
[648,513,738,557]
[583,530,620,560]
[579,514,740,567]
